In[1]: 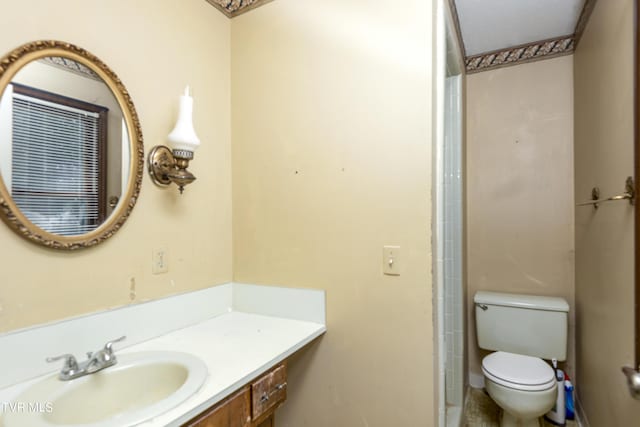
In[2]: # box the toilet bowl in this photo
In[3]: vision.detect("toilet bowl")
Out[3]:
[482,351,557,427]
[474,291,569,427]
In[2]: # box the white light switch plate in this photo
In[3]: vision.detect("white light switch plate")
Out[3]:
[383,246,401,275]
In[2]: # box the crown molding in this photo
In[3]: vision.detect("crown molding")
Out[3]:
[40,56,101,81]
[465,35,574,74]
[205,0,274,18]
[460,0,597,73]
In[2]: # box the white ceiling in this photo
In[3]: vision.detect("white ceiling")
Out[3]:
[454,0,586,56]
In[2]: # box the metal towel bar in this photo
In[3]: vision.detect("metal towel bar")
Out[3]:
[576,176,635,209]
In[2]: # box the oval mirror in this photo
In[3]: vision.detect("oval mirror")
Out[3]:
[0,41,143,249]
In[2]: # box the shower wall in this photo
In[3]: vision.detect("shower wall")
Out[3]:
[444,75,464,407]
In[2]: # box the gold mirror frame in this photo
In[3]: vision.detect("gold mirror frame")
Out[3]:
[0,41,144,249]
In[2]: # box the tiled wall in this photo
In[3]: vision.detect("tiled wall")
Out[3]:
[444,75,464,407]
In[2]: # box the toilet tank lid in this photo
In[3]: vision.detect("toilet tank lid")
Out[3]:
[474,291,569,312]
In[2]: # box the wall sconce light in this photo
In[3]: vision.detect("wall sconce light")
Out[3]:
[148,86,200,194]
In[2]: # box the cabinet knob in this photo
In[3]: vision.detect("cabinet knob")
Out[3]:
[260,382,287,403]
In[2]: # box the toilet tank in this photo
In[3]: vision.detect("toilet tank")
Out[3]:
[474,291,569,361]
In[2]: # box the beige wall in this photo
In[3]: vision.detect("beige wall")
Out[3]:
[466,56,575,379]
[574,0,640,424]
[0,0,232,332]
[231,0,435,425]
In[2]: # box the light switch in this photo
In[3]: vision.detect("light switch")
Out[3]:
[383,246,401,275]
[152,248,168,274]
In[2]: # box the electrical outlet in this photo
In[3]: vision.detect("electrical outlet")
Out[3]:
[152,248,168,274]
[383,246,401,276]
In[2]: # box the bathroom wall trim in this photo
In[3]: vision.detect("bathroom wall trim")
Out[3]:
[41,56,101,81]
[461,0,597,73]
[204,0,274,18]
[465,35,574,74]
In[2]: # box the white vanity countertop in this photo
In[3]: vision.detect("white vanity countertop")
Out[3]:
[138,311,325,426]
[0,283,326,427]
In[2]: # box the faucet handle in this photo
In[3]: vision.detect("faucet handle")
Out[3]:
[46,354,79,370]
[104,336,126,354]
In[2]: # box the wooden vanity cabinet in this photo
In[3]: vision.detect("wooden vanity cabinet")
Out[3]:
[186,387,251,427]
[183,363,287,427]
[250,363,287,424]
[254,418,274,427]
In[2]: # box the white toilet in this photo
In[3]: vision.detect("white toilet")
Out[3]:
[474,291,569,427]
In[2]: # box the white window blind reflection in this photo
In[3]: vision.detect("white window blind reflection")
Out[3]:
[12,93,101,236]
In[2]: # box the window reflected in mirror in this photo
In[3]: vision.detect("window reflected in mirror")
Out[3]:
[0,55,133,238]
[0,41,143,249]
[9,83,107,235]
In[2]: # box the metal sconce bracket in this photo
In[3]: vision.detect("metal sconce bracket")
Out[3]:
[147,146,196,194]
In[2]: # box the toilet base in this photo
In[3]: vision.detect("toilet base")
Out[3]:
[500,410,542,427]
[484,375,556,427]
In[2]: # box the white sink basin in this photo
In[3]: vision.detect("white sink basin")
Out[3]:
[3,351,207,427]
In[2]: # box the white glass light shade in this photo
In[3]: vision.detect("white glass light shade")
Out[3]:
[167,87,200,153]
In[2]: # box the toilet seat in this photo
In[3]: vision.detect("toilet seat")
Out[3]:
[482,351,556,392]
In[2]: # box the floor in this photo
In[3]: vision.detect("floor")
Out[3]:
[463,388,579,427]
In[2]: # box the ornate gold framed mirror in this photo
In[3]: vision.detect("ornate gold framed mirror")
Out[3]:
[0,41,143,249]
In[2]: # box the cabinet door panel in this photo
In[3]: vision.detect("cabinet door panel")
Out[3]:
[251,364,287,420]
[185,387,251,427]
[254,415,274,427]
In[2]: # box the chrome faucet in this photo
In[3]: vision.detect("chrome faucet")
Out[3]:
[46,336,126,381]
